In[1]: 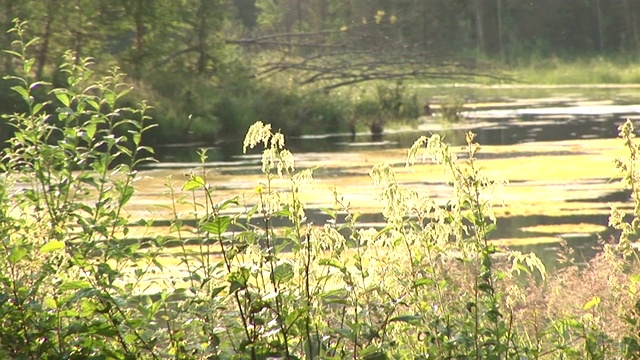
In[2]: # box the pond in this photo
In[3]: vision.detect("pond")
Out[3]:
[153,98,634,162]
[140,89,640,267]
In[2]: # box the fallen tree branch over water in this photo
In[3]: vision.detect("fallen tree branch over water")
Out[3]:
[228,24,511,90]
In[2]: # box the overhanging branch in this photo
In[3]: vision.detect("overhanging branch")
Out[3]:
[226,25,510,90]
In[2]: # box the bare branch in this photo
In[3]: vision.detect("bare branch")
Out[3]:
[226,28,349,45]
[154,46,197,67]
[225,25,509,90]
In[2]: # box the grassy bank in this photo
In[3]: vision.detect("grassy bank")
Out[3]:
[126,74,422,147]
[509,57,640,85]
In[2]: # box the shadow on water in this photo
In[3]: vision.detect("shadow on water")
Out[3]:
[152,113,625,163]
[329,212,620,269]
[138,209,616,270]
[496,213,617,267]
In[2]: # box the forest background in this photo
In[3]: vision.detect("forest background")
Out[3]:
[2,0,639,145]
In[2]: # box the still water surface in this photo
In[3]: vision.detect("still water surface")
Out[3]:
[149,98,640,266]
[154,105,629,162]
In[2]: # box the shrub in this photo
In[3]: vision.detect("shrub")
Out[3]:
[351,81,421,134]
[0,20,158,358]
[137,71,351,145]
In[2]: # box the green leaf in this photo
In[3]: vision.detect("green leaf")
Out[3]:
[30,81,50,90]
[333,327,354,341]
[58,309,79,317]
[60,281,92,291]
[85,122,97,140]
[92,323,119,337]
[3,50,23,59]
[228,267,250,293]
[182,175,205,191]
[318,258,345,272]
[23,58,35,74]
[40,240,65,253]
[119,186,135,207]
[87,99,100,111]
[202,216,231,236]
[319,207,337,219]
[319,289,348,298]
[104,91,116,106]
[484,308,501,322]
[274,208,291,218]
[389,315,422,326]
[583,296,601,310]
[132,132,141,146]
[564,319,583,329]
[43,296,58,309]
[209,285,227,298]
[57,107,73,121]
[24,37,40,50]
[10,85,29,100]
[485,223,497,235]
[374,225,393,240]
[411,277,435,288]
[485,244,497,255]
[477,283,493,294]
[8,246,27,264]
[273,263,294,283]
[32,102,44,115]
[361,346,388,360]
[116,87,132,100]
[54,90,70,107]
[229,280,245,293]
[215,197,239,211]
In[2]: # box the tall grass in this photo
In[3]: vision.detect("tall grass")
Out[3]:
[4,19,640,359]
[510,57,640,85]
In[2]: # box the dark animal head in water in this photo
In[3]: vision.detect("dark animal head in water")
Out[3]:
[424,102,433,116]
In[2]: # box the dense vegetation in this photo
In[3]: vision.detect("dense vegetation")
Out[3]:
[1,1,639,145]
[4,19,640,359]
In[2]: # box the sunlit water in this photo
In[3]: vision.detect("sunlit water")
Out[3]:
[148,100,640,267]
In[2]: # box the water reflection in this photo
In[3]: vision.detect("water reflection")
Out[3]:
[153,114,626,164]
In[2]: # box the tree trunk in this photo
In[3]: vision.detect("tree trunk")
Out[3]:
[594,0,604,53]
[496,0,504,60]
[35,0,57,79]
[318,0,326,31]
[132,0,145,78]
[474,0,485,54]
[3,0,15,74]
[196,0,208,74]
[421,0,428,50]
[296,0,303,32]
[623,0,639,52]
[344,0,351,25]
[72,0,84,64]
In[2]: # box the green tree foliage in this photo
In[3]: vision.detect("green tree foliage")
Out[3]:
[2,0,639,145]
[5,0,640,77]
